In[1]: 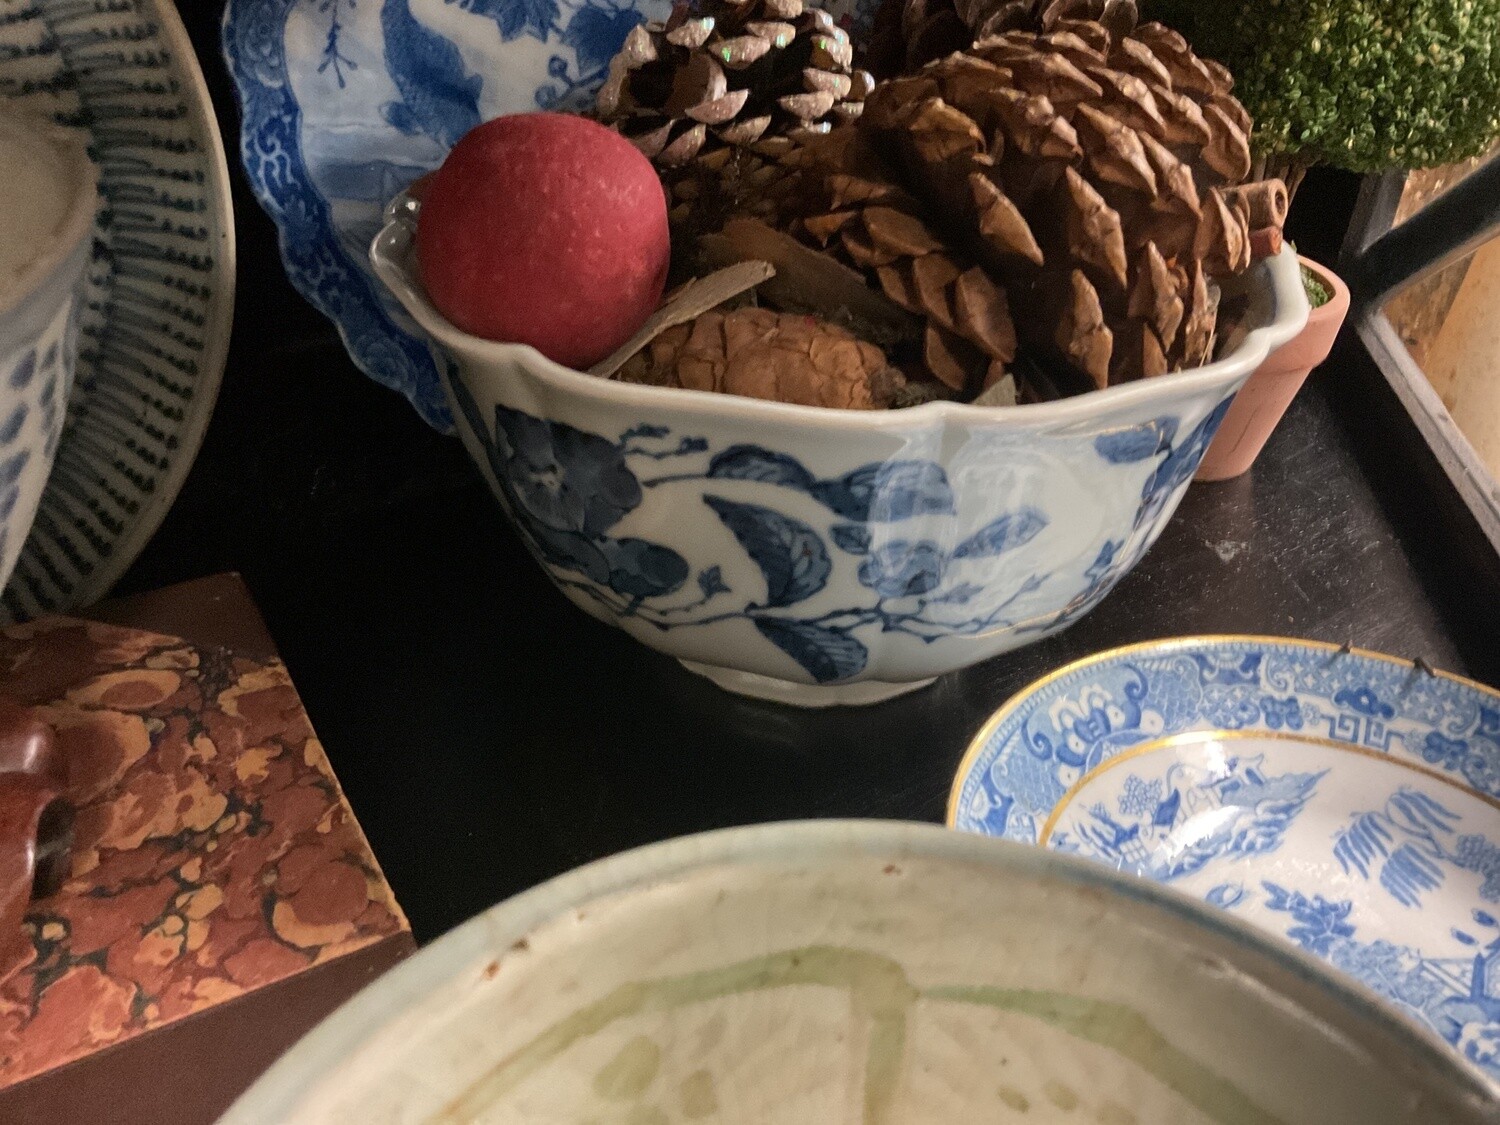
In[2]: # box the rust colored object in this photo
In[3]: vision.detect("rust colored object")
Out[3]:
[0,578,412,1123]
[1195,256,1350,481]
[0,777,69,986]
[0,700,69,989]
[1249,224,1284,260]
[0,699,60,780]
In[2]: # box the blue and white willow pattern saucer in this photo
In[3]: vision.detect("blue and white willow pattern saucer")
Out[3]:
[222,0,877,430]
[949,636,1500,1077]
[0,0,234,618]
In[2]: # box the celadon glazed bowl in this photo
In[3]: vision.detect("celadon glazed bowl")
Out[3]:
[372,211,1307,706]
[0,111,97,592]
[219,821,1497,1124]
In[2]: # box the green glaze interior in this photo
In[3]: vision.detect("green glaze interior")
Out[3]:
[221,822,1500,1125]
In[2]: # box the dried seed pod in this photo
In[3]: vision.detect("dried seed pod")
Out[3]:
[1073,102,1157,195]
[1060,167,1128,290]
[698,218,923,345]
[903,99,988,163]
[1224,178,1290,231]
[666,16,715,48]
[688,88,751,125]
[621,307,907,409]
[954,267,1017,361]
[841,222,902,267]
[1194,188,1251,277]
[659,123,709,166]
[804,68,852,98]
[1137,131,1199,215]
[910,252,963,326]
[784,130,1025,392]
[876,261,923,311]
[1179,261,1217,367]
[746,20,798,44]
[803,209,857,243]
[924,322,984,389]
[1109,35,1172,88]
[869,0,1140,77]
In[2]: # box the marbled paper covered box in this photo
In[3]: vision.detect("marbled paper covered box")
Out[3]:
[0,581,413,1123]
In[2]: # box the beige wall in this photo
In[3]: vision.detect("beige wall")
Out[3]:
[1419,237,1500,476]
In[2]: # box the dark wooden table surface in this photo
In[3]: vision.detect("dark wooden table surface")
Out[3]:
[109,3,1500,945]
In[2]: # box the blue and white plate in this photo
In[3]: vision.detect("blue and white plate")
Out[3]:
[0,0,234,619]
[221,0,877,430]
[949,636,1500,1077]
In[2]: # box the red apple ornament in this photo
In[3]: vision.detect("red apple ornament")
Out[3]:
[416,113,670,370]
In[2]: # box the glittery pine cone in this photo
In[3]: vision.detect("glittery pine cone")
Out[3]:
[595,0,873,163]
[595,0,878,243]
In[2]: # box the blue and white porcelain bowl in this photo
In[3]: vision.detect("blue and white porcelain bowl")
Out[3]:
[226,0,1308,704]
[372,209,1307,705]
[0,112,96,593]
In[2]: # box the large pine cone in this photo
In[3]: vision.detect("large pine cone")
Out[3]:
[865,0,1138,78]
[787,19,1276,391]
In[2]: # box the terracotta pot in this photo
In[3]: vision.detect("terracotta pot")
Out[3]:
[1196,257,1350,481]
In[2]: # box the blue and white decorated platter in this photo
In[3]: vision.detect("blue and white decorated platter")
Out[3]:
[0,0,234,619]
[221,0,876,430]
[949,635,1500,1077]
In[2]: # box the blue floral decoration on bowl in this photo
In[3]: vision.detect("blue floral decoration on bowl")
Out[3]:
[447,372,1082,685]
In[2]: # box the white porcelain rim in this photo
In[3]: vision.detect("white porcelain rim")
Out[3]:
[220,819,1498,1124]
[370,221,1310,430]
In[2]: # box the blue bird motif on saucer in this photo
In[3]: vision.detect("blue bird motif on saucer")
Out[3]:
[950,636,1500,1078]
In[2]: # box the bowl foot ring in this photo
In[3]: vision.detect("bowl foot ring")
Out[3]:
[678,661,936,708]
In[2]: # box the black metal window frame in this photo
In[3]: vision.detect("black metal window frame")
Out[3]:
[1339,160,1500,555]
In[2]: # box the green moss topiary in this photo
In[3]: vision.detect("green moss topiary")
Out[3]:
[1300,263,1332,309]
[1143,0,1500,175]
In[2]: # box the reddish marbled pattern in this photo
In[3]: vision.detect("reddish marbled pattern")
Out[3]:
[0,618,408,1085]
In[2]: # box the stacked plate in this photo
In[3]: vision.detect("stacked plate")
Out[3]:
[0,0,233,619]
